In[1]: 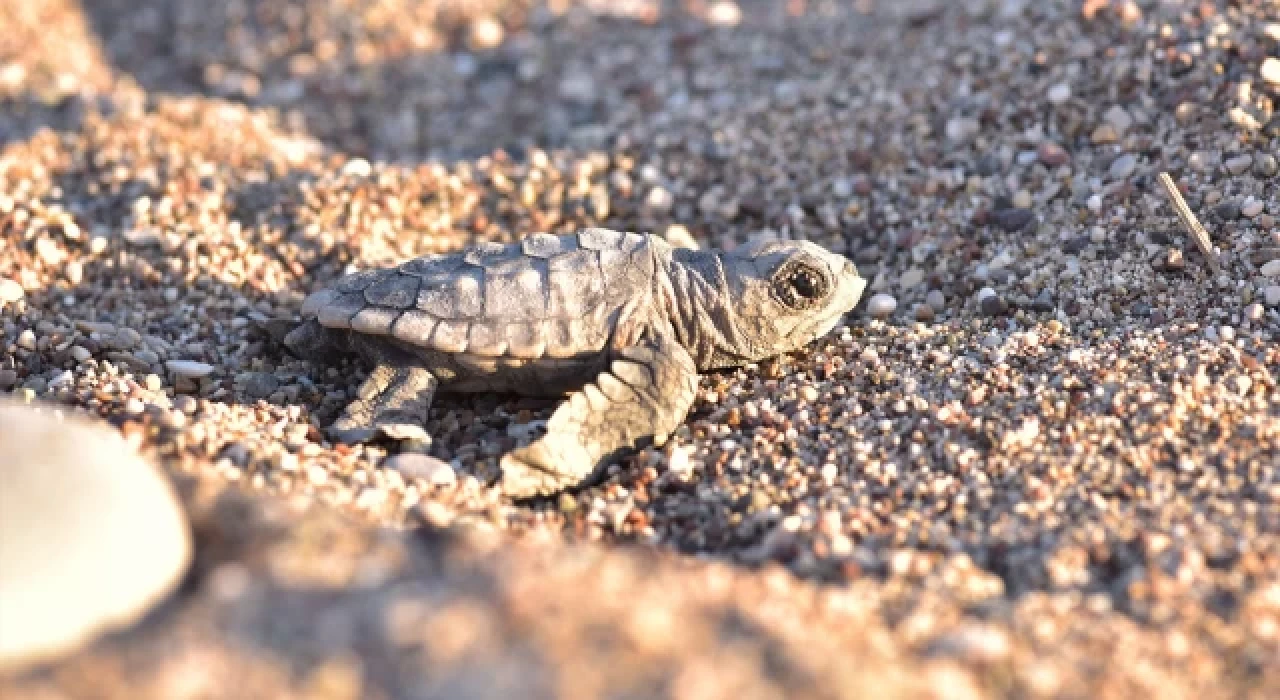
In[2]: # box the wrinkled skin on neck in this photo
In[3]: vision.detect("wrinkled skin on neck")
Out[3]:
[658,240,867,371]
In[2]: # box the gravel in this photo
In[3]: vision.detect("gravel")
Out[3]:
[2,0,1279,696]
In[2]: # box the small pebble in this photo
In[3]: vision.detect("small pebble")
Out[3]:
[1046,83,1071,104]
[945,117,981,144]
[1103,105,1133,134]
[114,328,142,350]
[1108,154,1136,180]
[384,453,456,488]
[980,293,1008,317]
[467,16,505,50]
[70,347,92,363]
[238,372,280,400]
[926,290,947,312]
[1262,57,1280,86]
[1261,260,1280,277]
[1263,285,1280,307]
[899,268,925,290]
[866,294,897,319]
[706,1,742,27]
[992,208,1034,232]
[1091,124,1118,144]
[1224,154,1253,175]
[1240,199,1264,219]
[0,278,24,304]
[165,360,214,379]
[17,330,36,351]
[1244,303,1265,321]
[341,158,372,178]
[1037,142,1069,166]
[667,446,694,477]
[663,224,699,250]
[1254,154,1278,177]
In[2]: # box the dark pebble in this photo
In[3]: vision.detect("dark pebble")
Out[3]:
[241,372,280,400]
[974,155,1002,176]
[1131,302,1153,318]
[980,294,1009,316]
[992,208,1035,232]
[1062,237,1089,254]
[1213,201,1240,221]
[1030,289,1055,312]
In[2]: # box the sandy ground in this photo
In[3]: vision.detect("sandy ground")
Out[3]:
[1,0,1279,697]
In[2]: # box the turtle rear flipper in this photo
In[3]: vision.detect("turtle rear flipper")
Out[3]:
[328,340,437,445]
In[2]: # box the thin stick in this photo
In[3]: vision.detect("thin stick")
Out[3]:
[1158,171,1220,275]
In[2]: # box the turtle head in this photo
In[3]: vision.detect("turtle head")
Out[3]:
[716,238,867,364]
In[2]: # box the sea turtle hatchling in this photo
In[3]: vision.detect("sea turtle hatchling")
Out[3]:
[281,228,867,498]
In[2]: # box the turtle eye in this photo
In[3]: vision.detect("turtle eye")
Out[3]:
[773,261,829,308]
[790,268,822,299]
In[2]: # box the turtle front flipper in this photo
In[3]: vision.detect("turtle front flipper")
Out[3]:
[500,332,700,498]
[329,362,438,445]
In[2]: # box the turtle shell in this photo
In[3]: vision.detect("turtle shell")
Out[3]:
[301,229,659,363]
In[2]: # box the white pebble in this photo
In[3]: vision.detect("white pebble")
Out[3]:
[945,117,981,144]
[706,1,742,27]
[1264,285,1280,307]
[1244,303,1265,321]
[383,453,456,488]
[17,330,36,351]
[645,186,674,211]
[46,371,73,390]
[667,445,695,477]
[0,400,191,671]
[1262,57,1280,86]
[70,346,92,363]
[866,293,898,318]
[1047,83,1071,104]
[341,158,372,178]
[1261,260,1280,277]
[1086,194,1102,213]
[164,360,214,379]
[1241,199,1264,218]
[0,278,23,304]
